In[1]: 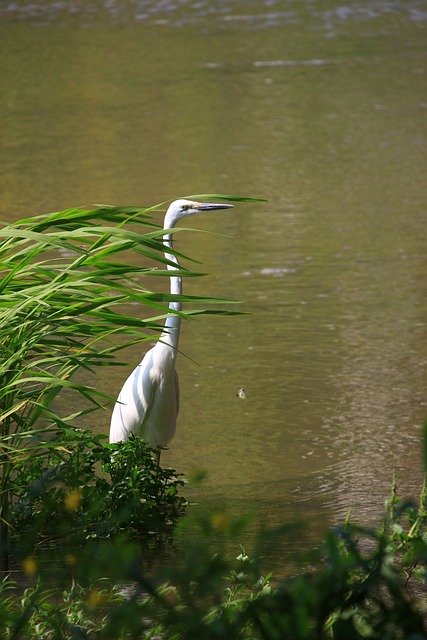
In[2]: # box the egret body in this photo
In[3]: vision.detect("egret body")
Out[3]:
[109,199,233,462]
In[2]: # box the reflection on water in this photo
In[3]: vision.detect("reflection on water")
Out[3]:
[1,0,426,569]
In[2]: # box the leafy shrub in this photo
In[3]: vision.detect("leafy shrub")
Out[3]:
[10,429,186,555]
[3,480,427,639]
[134,488,427,640]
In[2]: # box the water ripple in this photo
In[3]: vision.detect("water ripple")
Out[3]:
[1,0,426,29]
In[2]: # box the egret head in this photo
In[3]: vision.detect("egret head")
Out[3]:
[165,199,233,227]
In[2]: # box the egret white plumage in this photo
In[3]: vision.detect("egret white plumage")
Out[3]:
[109,199,233,463]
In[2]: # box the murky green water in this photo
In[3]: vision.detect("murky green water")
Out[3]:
[1,1,426,569]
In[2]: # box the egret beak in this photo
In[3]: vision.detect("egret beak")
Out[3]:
[196,203,234,211]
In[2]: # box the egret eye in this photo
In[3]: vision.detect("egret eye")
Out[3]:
[237,388,247,399]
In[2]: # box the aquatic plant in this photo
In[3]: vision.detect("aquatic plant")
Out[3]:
[0,197,250,570]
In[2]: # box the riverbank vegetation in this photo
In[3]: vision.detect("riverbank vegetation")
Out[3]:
[1,202,426,638]
[1,437,427,639]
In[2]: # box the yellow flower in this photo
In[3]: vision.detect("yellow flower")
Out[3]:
[64,489,83,512]
[65,554,78,567]
[87,589,108,609]
[210,513,229,531]
[22,556,38,576]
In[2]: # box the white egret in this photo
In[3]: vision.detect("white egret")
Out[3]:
[109,199,233,463]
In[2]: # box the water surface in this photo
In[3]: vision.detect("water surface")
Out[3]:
[1,0,426,569]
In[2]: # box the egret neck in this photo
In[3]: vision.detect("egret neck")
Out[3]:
[160,200,233,356]
[161,226,182,355]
